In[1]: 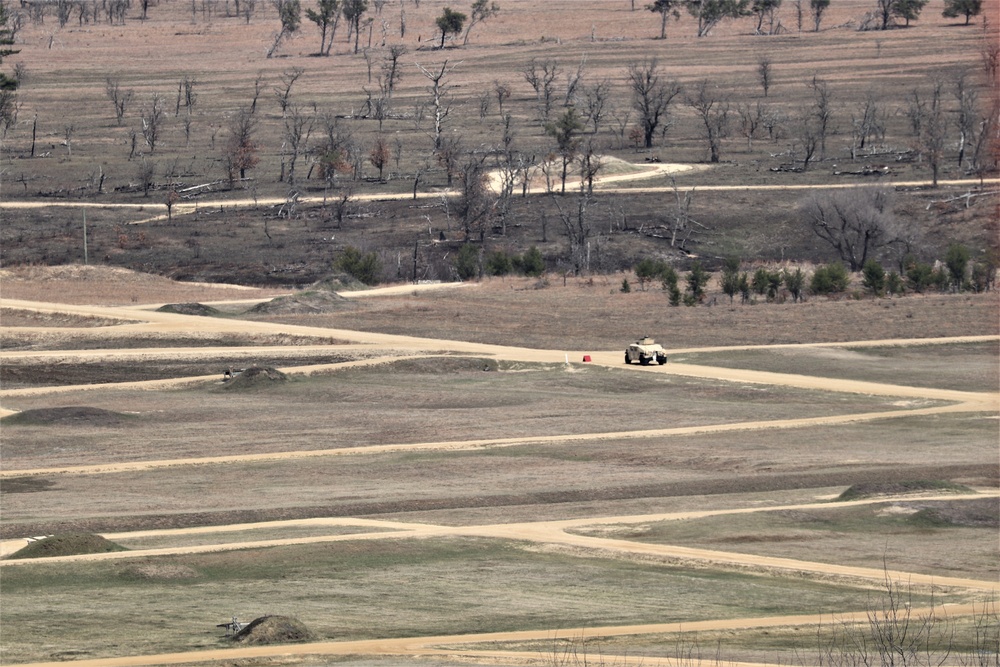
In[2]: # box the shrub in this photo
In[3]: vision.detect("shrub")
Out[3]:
[720,257,741,303]
[811,262,850,295]
[751,267,770,296]
[886,270,904,295]
[336,246,381,285]
[944,243,970,289]
[455,244,480,280]
[686,260,709,301]
[784,268,805,302]
[905,257,935,293]
[635,257,667,290]
[485,250,513,277]
[515,246,545,277]
[620,278,631,293]
[862,259,886,296]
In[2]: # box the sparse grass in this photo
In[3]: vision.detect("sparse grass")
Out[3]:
[569,497,999,580]
[837,479,976,500]
[0,536,952,663]
[673,342,1000,393]
[5,533,129,560]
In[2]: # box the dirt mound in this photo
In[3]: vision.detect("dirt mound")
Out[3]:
[6,533,128,560]
[247,290,353,315]
[231,615,316,645]
[309,272,367,292]
[837,480,974,501]
[222,366,289,390]
[156,303,222,316]
[0,406,132,426]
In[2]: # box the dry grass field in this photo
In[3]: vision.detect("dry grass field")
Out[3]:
[0,266,998,666]
[1,0,999,665]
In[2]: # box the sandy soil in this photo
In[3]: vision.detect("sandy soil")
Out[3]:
[2,275,997,667]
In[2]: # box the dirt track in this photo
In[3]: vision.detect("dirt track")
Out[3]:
[2,283,998,667]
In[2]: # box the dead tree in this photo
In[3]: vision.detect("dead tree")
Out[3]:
[416,59,458,150]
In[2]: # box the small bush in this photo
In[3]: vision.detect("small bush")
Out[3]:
[810,262,850,295]
[620,278,631,293]
[945,243,970,289]
[635,257,667,290]
[514,246,545,277]
[485,250,512,277]
[784,268,805,302]
[862,259,886,296]
[886,270,904,295]
[455,244,480,280]
[686,260,709,301]
[336,246,382,285]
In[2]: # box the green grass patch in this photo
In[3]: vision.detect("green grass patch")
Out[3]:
[0,536,944,663]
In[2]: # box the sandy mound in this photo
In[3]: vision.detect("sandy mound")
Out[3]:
[0,406,132,427]
[6,533,128,560]
[221,366,289,390]
[156,303,222,316]
[231,615,316,644]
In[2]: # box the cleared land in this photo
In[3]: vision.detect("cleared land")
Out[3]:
[0,266,997,667]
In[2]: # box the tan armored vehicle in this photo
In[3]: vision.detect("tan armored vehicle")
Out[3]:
[625,336,668,365]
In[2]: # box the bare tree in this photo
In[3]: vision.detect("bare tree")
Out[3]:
[906,79,947,185]
[801,186,910,270]
[580,79,611,134]
[735,101,764,151]
[282,104,313,186]
[493,80,511,116]
[223,105,259,184]
[563,56,586,107]
[105,76,134,126]
[953,70,979,169]
[687,79,729,162]
[523,58,559,122]
[551,190,592,275]
[849,90,886,159]
[274,67,304,117]
[416,59,457,150]
[627,57,682,149]
[455,151,492,241]
[137,157,156,196]
[757,55,772,97]
[140,94,165,152]
[793,108,821,170]
[808,75,834,160]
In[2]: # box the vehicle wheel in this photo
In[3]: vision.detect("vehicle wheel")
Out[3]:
[640,357,650,365]
[657,355,667,365]
[624,352,631,364]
